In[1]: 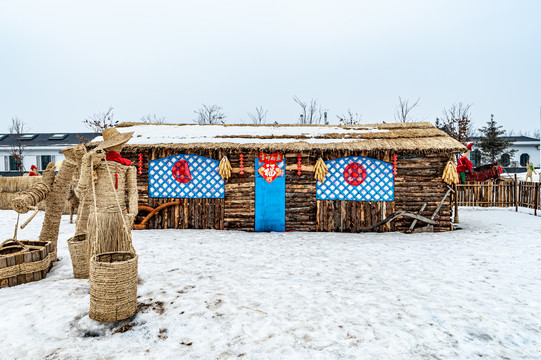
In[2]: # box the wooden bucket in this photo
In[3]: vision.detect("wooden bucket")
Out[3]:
[89,252,138,322]
[67,234,89,279]
[0,239,53,288]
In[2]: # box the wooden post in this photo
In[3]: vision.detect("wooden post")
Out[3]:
[533,183,539,216]
[515,175,518,212]
[453,183,459,223]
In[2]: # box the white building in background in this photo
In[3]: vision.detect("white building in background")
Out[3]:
[0,132,98,176]
[469,136,540,171]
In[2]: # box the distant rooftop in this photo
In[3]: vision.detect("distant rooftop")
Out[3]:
[470,136,539,142]
[0,132,99,148]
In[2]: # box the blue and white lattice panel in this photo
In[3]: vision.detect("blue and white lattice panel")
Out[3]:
[316,156,394,201]
[148,154,225,199]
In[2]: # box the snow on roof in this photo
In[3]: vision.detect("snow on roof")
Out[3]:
[93,124,386,145]
[91,122,466,153]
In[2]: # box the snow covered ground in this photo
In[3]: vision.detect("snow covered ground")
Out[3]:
[0,208,540,359]
[504,170,540,182]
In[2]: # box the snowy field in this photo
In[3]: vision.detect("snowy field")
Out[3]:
[0,208,540,360]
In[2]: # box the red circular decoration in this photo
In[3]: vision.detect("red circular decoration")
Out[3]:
[343,163,367,186]
[172,160,192,183]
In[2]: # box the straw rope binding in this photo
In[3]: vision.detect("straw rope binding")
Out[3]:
[89,252,138,322]
[0,253,53,279]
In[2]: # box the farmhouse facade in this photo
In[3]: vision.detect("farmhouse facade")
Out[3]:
[94,122,465,233]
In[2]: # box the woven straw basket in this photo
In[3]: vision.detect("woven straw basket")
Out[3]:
[89,252,138,322]
[67,234,89,279]
[0,239,53,288]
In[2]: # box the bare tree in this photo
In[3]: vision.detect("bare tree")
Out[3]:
[337,109,362,125]
[435,103,473,145]
[83,107,118,132]
[394,97,420,123]
[247,106,268,124]
[194,104,226,124]
[293,96,326,125]
[9,117,26,175]
[506,128,540,139]
[141,114,167,124]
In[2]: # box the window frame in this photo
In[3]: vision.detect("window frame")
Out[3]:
[520,153,530,167]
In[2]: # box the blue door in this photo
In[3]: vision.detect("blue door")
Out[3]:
[255,158,285,232]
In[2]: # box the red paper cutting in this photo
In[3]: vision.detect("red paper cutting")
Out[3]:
[343,162,367,186]
[258,162,282,184]
[259,152,282,163]
[172,160,192,183]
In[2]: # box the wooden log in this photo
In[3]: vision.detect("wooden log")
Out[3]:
[361,211,437,232]
[406,203,426,233]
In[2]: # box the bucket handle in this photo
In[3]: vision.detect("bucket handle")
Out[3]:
[0,238,27,250]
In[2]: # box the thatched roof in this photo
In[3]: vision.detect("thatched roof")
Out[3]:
[95,122,465,153]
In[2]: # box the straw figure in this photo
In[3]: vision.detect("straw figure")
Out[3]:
[67,186,79,224]
[78,128,138,257]
[11,144,86,261]
[66,149,87,225]
[525,162,537,182]
[456,143,473,184]
[27,165,40,177]
[74,152,95,237]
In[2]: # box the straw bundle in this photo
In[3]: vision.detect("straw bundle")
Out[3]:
[89,252,138,322]
[74,150,98,236]
[442,160,459,185]
[39,151,78,260]
[0,176,44,210]
[0,176,42,193]
[218,156,233,180]
[11,182,51,214]
[84,161,138,257]
[314,158,328,182]
[87,210,135,256]
[67,234,89,279]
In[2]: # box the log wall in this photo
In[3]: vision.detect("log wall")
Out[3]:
[123,147,453,232]
[394,153,452,232]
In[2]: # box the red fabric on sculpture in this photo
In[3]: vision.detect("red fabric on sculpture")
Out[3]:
[465,167,500,182]
[106,151,132,166]
[456,156,473,173]
[29,172,38,176]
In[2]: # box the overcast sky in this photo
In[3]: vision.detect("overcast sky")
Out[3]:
[1,0,540,134]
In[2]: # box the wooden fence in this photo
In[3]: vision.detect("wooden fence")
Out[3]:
[456,179,540,215]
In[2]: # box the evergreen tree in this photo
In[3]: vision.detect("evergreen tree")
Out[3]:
[478,114,516,164]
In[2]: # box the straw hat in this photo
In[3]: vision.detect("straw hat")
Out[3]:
[96,128,134,150]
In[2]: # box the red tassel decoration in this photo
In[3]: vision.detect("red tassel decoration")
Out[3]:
[239,154,244,177]
[392,154,398,176]
[115,165,119,189]
[138,153,143,176]
[297,154,302,180]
